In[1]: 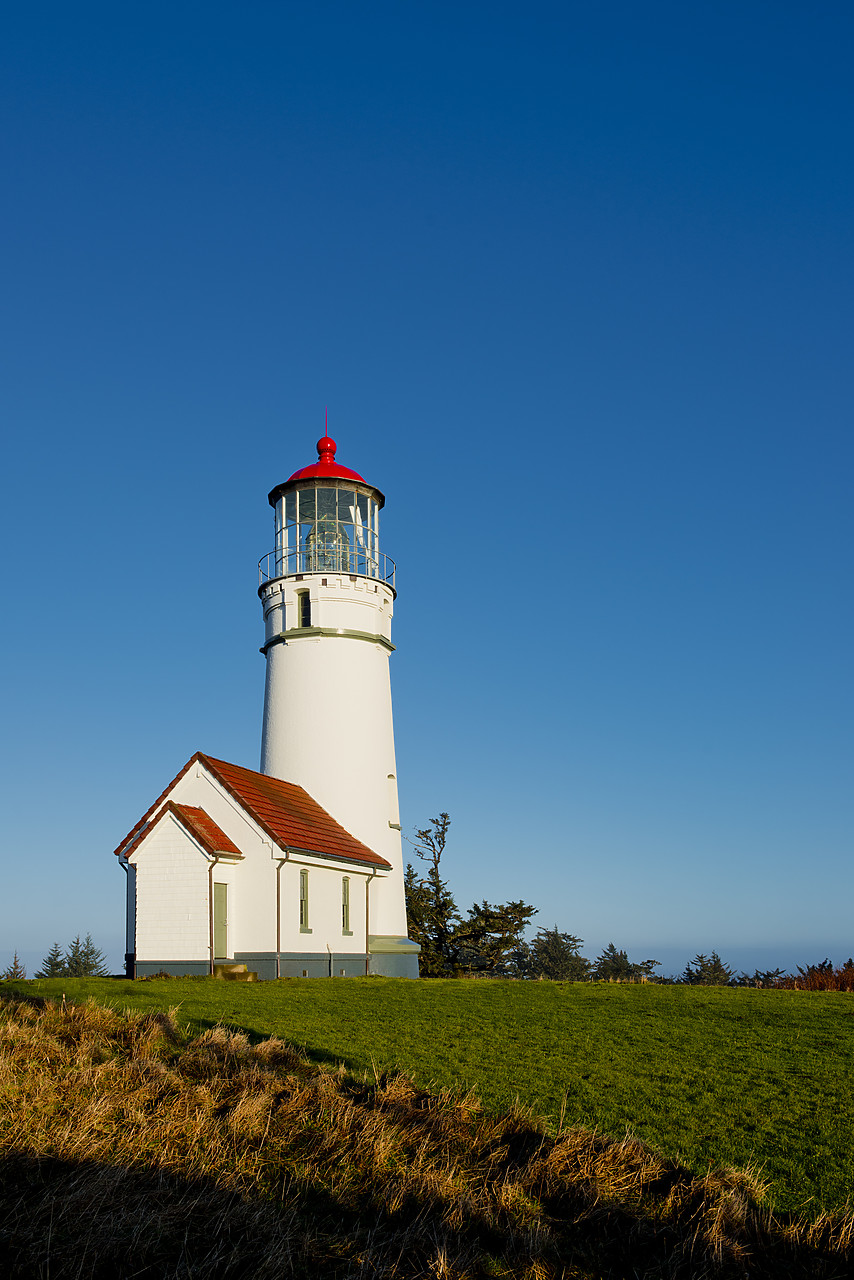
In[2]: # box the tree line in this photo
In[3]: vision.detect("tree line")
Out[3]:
[1,935,109,980]
[404,814,848,986]
[403,813,662,980]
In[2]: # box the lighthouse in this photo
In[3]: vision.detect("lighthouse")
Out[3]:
[115,432,419,980]
[258,434,418,976]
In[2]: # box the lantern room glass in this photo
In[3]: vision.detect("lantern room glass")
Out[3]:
[273,484,380,579]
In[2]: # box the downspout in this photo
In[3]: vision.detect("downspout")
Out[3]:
[364,870,377,976]
[208,855,222,975]
[275,853,288,978]
[119,859,132,979]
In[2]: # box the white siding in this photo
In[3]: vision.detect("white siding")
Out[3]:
[278,859,372,954]
[130,814,209,961]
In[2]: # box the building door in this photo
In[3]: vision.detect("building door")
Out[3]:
[213,882,228,958]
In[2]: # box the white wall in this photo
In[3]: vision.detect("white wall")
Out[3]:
[260,572,408,938]
[129,813,210,961]
[277,857,375,953]
[260,573,394,647]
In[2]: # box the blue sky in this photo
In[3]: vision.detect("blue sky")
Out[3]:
[1,1,851,977]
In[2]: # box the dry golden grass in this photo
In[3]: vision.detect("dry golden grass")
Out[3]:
[0,992,850,1278]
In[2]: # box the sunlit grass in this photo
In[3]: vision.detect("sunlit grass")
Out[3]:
[3,989,853,1278]
[5,976,853,1216]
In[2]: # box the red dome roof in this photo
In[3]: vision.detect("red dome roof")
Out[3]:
[286,436,367,484]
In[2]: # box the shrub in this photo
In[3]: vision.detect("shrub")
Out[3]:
[777,959,854,992]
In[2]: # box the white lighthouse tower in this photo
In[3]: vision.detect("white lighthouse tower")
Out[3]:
[258,434,419,977]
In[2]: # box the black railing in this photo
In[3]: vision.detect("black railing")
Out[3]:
[259,545,396,588]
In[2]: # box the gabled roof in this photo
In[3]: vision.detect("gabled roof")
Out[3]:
[171,804,242,858]
[121,801,244,861]
[114,753,391,870]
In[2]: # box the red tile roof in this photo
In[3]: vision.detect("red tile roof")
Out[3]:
[201,755,391,867]
[114,753,391,869]
[121,801,243,860]
[174,803,243,857]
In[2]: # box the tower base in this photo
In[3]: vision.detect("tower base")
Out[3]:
[368,935,421,978]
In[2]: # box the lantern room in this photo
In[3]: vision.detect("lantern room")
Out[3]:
[260,436,395,588]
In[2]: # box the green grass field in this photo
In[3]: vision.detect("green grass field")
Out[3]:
[5,976,852,1216]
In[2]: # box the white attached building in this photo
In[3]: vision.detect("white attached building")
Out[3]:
[116,435,420,979]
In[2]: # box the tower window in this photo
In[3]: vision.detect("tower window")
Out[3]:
[342,877,351,934]
[387,774,400,829]
[297,591,311,628]
[299,869,311,932]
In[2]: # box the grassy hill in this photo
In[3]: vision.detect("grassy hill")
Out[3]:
[1,986,852,1279]
[3,976,852,1217]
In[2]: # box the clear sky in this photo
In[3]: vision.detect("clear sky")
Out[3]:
[1,1,851,978]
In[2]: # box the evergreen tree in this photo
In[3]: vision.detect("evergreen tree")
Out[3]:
[733,967,787,987]
[523,926,590,981]
[593,943,634,981]
[593,942,660,982]
[404,814,536,977]
[758,968,787,986]
[63,936,86,977]
[36,942,67,978]
[63,934,109,978]
[681,951,734,985]
[454,899,538,977]
[79,933,109,977]
[404,814,460,977]
[2,952,27,978]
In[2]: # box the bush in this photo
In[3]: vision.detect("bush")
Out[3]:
[777,959,854,992]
